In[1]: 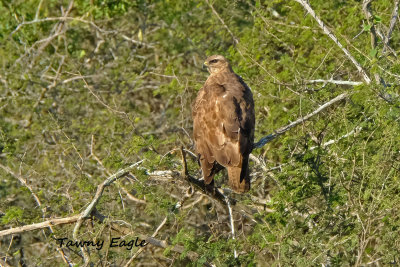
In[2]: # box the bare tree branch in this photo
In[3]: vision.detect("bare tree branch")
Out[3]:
[294,0,371,84]
[0,160,72,265]
[10,16,154,49]
[123,216,168,266]
[29,1,73,68]
[384,0,399,52]
[0,163,41,208]
[72,160,144,239]
[0,210,215,266]
[225,195,237,259]
[11,17,110,36]
[254,93,348,148]
[0,215,81,238]
[362,0,384,84]
[310,126,363,150]
[306,79,363,86]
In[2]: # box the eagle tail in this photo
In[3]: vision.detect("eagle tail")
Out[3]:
[227,158,250,193]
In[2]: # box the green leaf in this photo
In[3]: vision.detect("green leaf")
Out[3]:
[1,206,24,224]
[373,15,382,23]
[79,50,86,58]
[364,24,372,31]
[369,48,378,58]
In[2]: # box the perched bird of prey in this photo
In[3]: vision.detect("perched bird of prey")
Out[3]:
[192,55,255,193]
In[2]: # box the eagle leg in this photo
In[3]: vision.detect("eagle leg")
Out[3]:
[227,156,250,193]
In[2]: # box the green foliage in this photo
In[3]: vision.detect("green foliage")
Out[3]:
[1,206,24,224]
[0,0,399,265]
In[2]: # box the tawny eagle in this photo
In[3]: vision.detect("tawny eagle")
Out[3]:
[192,55,255,193]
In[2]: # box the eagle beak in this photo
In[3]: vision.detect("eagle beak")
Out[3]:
[202,62,209,72]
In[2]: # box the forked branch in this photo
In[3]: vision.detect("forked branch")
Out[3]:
[72,160,144,239]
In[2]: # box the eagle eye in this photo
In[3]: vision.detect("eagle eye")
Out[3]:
[209,59,218,64]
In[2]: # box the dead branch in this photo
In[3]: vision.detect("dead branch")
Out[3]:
[103,212,214,266]
[30,1,73,67]
[72,160,144,239]
[10,16,154,48]
[0,163,41,208]
[120,186,147,204]
[310,126,363,150]
[294,0,371,84]
[0,215,81,238]
[0,159,71,264]
[146,162,259,223]
[177,147,233,205]
[362,0,384,84]
[254,93,348,148]
[384,0,399,52]
[185,172,235,205]
[306,79,363,86]
[124,216,168,266]
[11,17,114,36]
[0,210,213,266]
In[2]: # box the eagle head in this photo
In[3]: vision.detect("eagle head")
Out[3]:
[204,55,232,74]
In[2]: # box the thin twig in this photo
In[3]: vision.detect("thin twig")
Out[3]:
[120,186,147,204]
[120,34,155,48]
[80,75,127,115]
[34,0,44,20]
[11,17,114,36]
[0,163,41,207]
[0,259,12,267]
[30,1,73,67]
[294,0,371,84]
[0,162,72,265]
[11,16,154,48]
[204,0,239,44]
[27,56,65,127]
[310,126,363,150]
[362,0,378,51]
[225,195,237,259]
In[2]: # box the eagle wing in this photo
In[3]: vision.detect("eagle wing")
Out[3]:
[192,88,216,183]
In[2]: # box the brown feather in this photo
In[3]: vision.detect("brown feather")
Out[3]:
[192,55,255,193]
